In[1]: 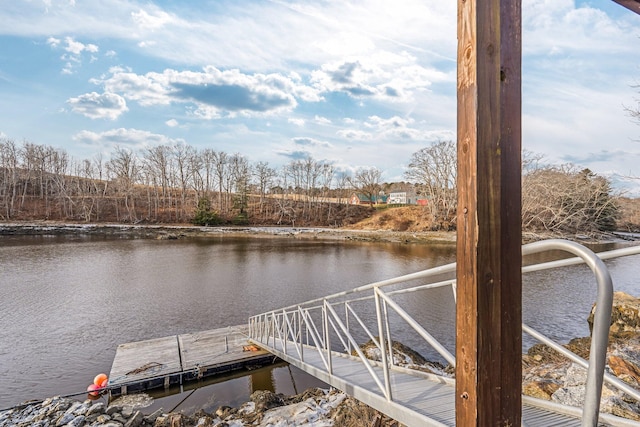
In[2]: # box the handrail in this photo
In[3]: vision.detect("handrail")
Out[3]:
[522,239,613,427]
[248,240,640,425]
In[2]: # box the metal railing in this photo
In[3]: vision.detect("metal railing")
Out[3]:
[248,239,640,425]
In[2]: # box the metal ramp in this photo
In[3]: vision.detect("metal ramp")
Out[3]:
[249,240,640,426]
[257,338,588,427]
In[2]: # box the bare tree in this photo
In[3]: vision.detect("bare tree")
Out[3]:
[351,167,383,207]
[108,147,140,222]
[319,163,335,222]
[404,140,457,229]
[142,145,173,221]
[0,138,19,219]
[213,150,229,213]
[254,161,276,214]
[200,148,217,197]
[522,163,619,236]
[626,82,640,127]
[173,143,196,220]
[335,171,351,205]
[229,153,251,219]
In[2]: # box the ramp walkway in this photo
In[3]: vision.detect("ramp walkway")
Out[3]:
[249,240,640,426]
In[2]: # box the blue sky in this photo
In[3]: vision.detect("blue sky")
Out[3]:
[1,1,639,194]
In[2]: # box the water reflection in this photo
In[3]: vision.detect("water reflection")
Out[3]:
[128,363,316,415]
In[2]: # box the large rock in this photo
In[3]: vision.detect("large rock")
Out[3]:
[588,291,640,337]
[608,355,640,388]
[250,390,285,412]
[358,339,451,376]
[523,292,640,421]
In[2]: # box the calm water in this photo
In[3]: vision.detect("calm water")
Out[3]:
[0,234,638,411]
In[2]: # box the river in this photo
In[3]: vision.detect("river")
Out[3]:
[0,232,638,413]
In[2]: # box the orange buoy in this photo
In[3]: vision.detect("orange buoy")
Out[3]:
[87,383,101,396]
[93,373,108,387]
[99,377,108,388]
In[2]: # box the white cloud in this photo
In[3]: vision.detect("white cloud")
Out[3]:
[292,137,332,148]
[313,115,331,125]
[288,118,305,126]
[365,115,424,139]
[92,70,171,106]
[165,119,179,127]
[310,51,444,103]
[337,129,372,140]
[93,66,312,117]
[67,92,128,120]
[73,127,184,149]
[46,36,60,47]
[64,36,98,54]
[336,115,433,144]
[131,8,175,30]
[46,35,100,73]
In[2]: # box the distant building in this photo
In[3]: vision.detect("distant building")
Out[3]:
[388,192,406,204]
[388,191,422,205]
[350,193,388,205]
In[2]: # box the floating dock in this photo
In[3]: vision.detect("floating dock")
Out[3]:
[108,325,276,396]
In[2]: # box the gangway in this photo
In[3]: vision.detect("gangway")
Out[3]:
[248,240,640,426]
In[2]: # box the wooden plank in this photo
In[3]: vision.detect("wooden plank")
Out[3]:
[178,327,272,380]
[455,0,522,425]
[109,335,182,392]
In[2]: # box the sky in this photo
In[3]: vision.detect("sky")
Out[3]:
[1,0,639,194]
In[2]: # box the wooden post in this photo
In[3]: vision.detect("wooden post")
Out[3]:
[456,0,522,425]
[611,0,640,14]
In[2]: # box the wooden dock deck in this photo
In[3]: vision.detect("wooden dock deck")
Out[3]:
[108,325,276,396]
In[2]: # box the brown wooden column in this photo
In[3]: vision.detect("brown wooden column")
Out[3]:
[455,0,522,425]
[611,0,640,14]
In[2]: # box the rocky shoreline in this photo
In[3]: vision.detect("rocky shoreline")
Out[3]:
[2,221,636,245]
[0,222,457,245]
[0,387,402,427]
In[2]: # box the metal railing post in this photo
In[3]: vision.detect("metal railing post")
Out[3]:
[345,303,351,354]
[383,299,393,366]
[282,309,287,355]
[323,302,333,374]
[374,288,393,401]
[298,308,304,360]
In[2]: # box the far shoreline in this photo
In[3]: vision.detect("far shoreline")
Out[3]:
[0,221,458,245]
[0,220,636,245]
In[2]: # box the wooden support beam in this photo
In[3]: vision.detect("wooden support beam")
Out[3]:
[455,0,522,425]
[611,0,640,15]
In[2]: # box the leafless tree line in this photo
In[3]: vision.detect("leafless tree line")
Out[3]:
[404,141,620,234]
[0,138,368,225]
[0,136,622,233]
